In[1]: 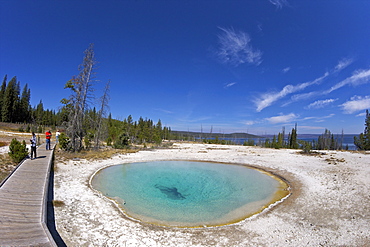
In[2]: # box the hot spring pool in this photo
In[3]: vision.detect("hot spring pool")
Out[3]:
[91,161,289,227]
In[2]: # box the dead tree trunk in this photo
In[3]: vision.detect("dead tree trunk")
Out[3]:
[66,44,96,152]
[94,81,110,149]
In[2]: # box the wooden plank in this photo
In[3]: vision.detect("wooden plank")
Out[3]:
[0,143,57,246]
[0,198,42,206]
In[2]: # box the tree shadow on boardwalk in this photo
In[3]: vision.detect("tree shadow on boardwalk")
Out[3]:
[47,163,67,247]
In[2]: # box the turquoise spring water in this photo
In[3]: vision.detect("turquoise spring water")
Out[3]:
[91,161,284,227]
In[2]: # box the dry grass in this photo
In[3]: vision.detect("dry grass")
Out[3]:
[325,157,346,165]
[52,200,66,207]
[297,150,327,156]
[54,142,174,163]
[0,123,33,182]
[55,146,138,163]
[0,122,24,131]
[0,123,37,145]
[0,153,17,183]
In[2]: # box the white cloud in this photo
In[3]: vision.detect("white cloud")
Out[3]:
[307,98,338,109]
[325,68,370,94]
[217,27,262,67]
[242,120,262,126]
[155,108,173,114]
[255,72,328,112]
[341,95,370,114]
[265,113,298,124]
[255,85,295,112]
[269,0,289,9]
[334,57,354,73]
[302,113,335,122]
[178,115,212,123]
[285,67,370,107]
[286,91,319,106]
[257,23,263,32]
[302,116,316,120]
[282,67,291,73]
[323,113,335,118]
[356,112,366,117]
[224,82,237,88]
[243,121,255,126]
[253,61,368,113]
[299,125,325,130]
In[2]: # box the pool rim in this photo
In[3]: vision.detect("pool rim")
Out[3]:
[88,159,292,229]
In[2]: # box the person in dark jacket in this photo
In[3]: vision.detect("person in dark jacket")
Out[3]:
[30,132,37,160]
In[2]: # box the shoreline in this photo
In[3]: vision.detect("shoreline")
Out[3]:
[53,143,370,246]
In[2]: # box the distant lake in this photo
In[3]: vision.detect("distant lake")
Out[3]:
[218,134,358,150]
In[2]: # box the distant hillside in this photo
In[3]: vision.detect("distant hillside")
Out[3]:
[171,131,262,139]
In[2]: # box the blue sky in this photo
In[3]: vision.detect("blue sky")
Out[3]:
[1,0,370,135]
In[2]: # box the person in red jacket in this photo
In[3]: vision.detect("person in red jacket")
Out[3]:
[45,130,52,150]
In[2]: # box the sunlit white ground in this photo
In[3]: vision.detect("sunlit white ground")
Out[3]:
[53,143,370,246]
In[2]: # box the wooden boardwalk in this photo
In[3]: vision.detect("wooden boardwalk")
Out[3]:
[0,144,58,246]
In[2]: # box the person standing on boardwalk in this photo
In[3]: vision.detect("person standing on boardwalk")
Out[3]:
[56,130,61,143]
[30,132,37,160]
[45,130,52,150]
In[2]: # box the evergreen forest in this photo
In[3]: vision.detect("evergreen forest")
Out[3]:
[0,75,57,125]
[0,73,173,151]
[0,44,175,152]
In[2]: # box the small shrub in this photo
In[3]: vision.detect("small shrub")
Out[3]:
[113,133,129,149]
[243,139,255,146]
[84,136,91,149]
[59,132,71,151]
[106,137,112,146]
[8,138,29,163]
[299,140,313,154]
[84,132,94,149]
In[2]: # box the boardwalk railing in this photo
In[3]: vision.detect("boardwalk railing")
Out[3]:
[0,143,58,246]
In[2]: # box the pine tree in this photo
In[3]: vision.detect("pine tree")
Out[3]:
[56,105,70,124]
[277,132,283,148]
[354,110,370,150]
[35,100,44,125]
[317,129,340,150]
[19,84,31,122]
[0,75,7,120]
[272,135,277,148]
[137,116,145,144]
[2,76,19,122]
[289,123,299,149]
[155,119,163,144]
[126,115,134,143]
[63,44,97,151]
